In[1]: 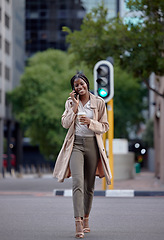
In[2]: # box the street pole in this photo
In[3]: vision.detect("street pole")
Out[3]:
[102,132,107,190]
[107,99,114,190]
[93,58,114,190]
[102,99,114,190]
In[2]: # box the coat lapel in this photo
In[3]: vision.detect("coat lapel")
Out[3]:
[89,92,98,120]
[89,92,97,109]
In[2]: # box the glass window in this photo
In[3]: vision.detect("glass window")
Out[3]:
[30,12,39,19]
[0,35,2,49]
[39,32,48,40]
[60,4,66,10]
[39,20,46,30]
[0,62,2,76]
[40,4,47,10]
[40,10,48,18]
[5,66,10,80]
[5,13,10,28]
[31,32,38,40]
[5,40,10,55]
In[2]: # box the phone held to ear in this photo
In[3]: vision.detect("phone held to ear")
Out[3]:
[73,88,78,99]
[74,92,79,99]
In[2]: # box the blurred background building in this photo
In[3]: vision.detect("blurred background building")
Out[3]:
[0,0,127,174]
[0,0,153,176]
[0,0,25,174]
[25,0,126,58]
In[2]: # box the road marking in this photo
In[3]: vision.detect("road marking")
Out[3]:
[106,190,134,197]
[0,191,53,197]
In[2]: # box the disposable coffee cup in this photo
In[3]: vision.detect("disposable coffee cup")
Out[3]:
[77,112,86,124]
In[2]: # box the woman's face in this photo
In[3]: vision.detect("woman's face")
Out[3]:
[73,78,88,96]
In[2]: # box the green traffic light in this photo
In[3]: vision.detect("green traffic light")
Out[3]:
[98,88,108,97]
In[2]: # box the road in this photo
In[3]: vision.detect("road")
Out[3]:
[0,177,164,240]
[0,175,71,192]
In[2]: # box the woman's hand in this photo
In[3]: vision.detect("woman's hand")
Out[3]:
[79,116,91,126]
[69,90,79,113]
[70,91,79,104]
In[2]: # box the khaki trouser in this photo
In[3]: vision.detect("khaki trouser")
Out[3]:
[69,135,100,218]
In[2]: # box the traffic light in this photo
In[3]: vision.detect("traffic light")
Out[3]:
[94,60,114,103]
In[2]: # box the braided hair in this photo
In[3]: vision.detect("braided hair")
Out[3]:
[70,73,90,90]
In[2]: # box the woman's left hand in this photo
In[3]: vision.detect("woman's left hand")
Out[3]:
[79,116,91,126]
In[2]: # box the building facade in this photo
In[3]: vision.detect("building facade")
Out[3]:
[25,0,122,58]
[26,0,85,57]
[0,0,25,175]
[154,76,164,184]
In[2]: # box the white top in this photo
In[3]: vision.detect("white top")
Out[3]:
[75,100,95,137]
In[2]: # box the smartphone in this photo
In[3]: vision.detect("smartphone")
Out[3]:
[73,88,78,99]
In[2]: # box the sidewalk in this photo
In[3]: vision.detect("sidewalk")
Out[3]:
[2,169,164,197]
[2,169,164,191]
[95,170,164,191]
[52,170,164,197]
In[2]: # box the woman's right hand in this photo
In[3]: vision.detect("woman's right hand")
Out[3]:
[70,90,79,104]
[70,90,79,113]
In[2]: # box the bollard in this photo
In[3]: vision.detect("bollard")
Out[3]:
[135,163,141,174]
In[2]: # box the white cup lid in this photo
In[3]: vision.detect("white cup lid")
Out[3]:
[77,112,86,115]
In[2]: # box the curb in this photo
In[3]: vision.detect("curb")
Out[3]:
[53,189,164,197]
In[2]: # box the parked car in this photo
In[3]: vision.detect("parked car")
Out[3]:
[3,154,16,168]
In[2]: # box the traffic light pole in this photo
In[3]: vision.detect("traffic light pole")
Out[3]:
[107,99,114,190]
[102,99,114,190]
[102,131,107,190]
[93,59,114,190]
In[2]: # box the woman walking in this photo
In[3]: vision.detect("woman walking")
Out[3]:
[53,73,112,238]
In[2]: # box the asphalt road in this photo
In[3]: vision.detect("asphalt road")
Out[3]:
[0,175,72,192]
[0,176,164,240]
[0,195,164,240]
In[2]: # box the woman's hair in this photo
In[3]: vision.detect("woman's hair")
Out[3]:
[70,73,90,90]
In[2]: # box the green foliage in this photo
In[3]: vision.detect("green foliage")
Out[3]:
[64,3,147,138]
[64,4,112,68]
[65,1,164,79]
[8,49,93,160]
[123,0,164,78]
[114,64,146,138]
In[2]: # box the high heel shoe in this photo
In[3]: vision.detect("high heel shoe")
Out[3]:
[75,219,84,239]
[83,217,90,233]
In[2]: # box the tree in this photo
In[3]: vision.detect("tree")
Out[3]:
[64,4,147,138]
[114,64,146,138]
[8,49,93,161]
[64,0,164,97]
[122,0,164,97]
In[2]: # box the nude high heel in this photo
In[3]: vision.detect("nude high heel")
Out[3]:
[75,219,84,239]
[83,217,90,233]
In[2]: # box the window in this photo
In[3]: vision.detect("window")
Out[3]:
[0,35,2,49]
[5,93,9,106]
[0,62,2,76]
[0,90,1,103]
[31,32,38,40]
[39,31,48,40]
[5,14,10,28]
[5,66,10,80]
[40,10,48,18]
[5,40,10,55]
[40,4,47,10]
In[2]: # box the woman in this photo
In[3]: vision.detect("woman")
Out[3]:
[53,73,112,238]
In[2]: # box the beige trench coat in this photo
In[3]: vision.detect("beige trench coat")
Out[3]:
[53,92,112,185]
